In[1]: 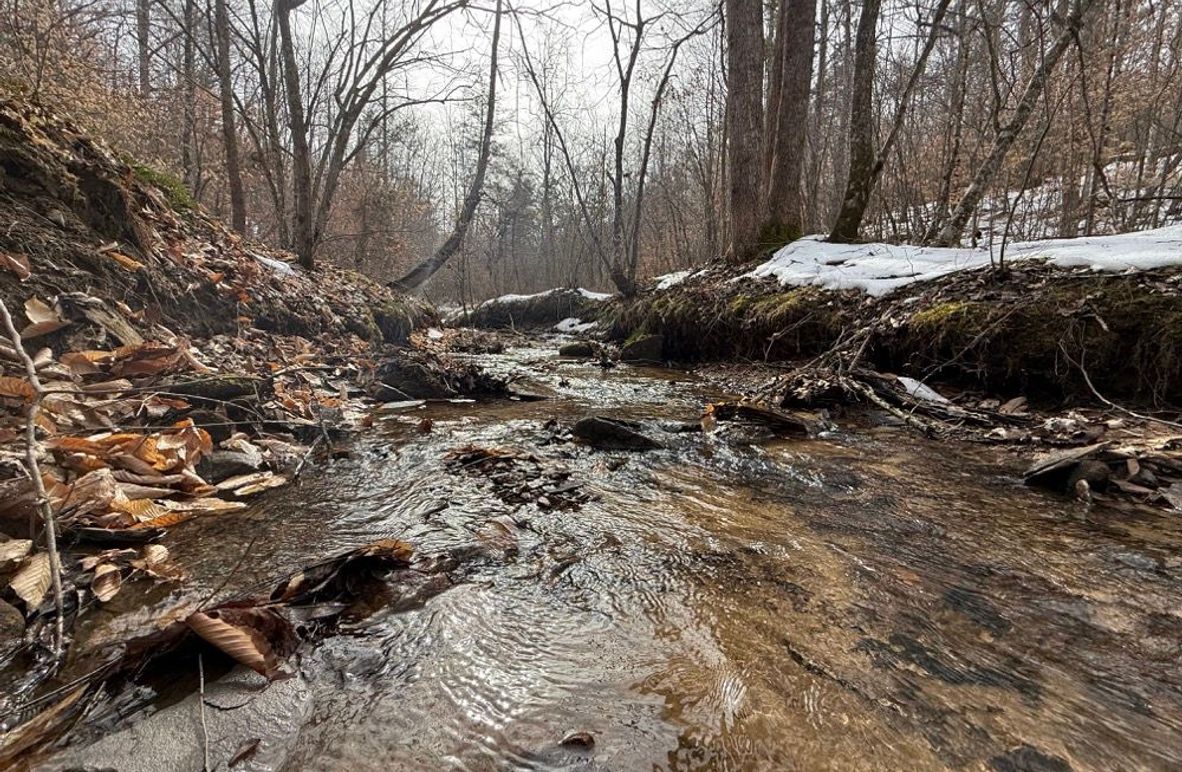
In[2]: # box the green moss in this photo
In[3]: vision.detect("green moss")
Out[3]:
[909,300,974,331]
[748,289,818,326]
[758,220,803,253]
[131,161,195,211]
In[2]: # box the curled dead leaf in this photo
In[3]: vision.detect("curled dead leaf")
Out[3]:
[187,607,297,678]
[91,563,122,602]
[0,251,31,280]
[10,552,51,610]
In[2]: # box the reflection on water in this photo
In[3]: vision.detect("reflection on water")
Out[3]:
[55,341,1182,771]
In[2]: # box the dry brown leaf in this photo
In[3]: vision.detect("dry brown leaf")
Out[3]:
[10,552,51,609]
[91,563,122,602]
[111,498,170,521]
[0,539,33,567]
[131,511,195,530]
[139,544,169,566]
[187,608,296,677]
[22,297,69,338]
[0,376,35,402]
[0,252,31,280]
[105,251,144,271]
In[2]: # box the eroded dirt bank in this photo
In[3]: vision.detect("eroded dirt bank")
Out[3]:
[10,337,1181,771]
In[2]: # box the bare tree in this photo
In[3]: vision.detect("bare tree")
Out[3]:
[829,0,951,242]
[724,0,763,262]
[929,0,1096,246]
[392,0,502,291]
[214,0,246,232]
[763,0,816,242]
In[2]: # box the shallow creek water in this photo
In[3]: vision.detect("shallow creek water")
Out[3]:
[48,341,1182,771]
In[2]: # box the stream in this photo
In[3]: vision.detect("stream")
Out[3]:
[44,339,1182,771]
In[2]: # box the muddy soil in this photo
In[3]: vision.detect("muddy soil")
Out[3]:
[30,336,1182,771]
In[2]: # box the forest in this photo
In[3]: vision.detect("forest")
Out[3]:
[0,0,1181,768]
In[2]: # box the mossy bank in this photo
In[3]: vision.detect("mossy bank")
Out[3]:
[604,261,1182,406]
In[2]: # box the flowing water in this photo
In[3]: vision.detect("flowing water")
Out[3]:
[47,340,1182,771]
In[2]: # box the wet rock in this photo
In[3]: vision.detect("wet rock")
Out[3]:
[618,334,663,363]
[1066,460,1110,492]
[372,359,453,401]
[560,731,595,749]
[572,416,661,450]
[1023,442,1108,492]
[197,448,263,483]
[558,341,596,358]
[0,598,24,652]
[989,745,1072,772]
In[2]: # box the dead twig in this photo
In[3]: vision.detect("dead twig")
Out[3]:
[0,298,65,659]
[198,654,211,772]
[1061,344,1182,430]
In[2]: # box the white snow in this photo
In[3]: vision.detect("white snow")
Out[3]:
[578,288,614,301]
[654,270,692,290]
[897,376,949,404]
[742,224,1182,296]
[555,317,598,333]
[478,287,613,306]
[252,252,296,276]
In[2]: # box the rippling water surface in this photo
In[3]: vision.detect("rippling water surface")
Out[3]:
[53,341,1182,771]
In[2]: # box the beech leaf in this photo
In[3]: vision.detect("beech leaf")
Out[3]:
[10,552,52,610]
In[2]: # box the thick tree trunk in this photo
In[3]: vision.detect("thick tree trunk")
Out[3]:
[215,0,247,233]
[930,0,1094,246]
[276,0,316,268]
[763,0,816,243]
[724,0,764,263]
[827,0,882,242]
[391,0,501,292]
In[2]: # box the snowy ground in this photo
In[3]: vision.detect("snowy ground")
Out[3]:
[736,224,1182,296]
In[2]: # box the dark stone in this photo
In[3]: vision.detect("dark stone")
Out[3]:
[558,342,596,358]
[619,334,664,363]
[372,359,454,401]
[0,598,23,646]
[989,745,1072,772]
[196,448,263,483]
[182,408,234,443]
[572,416,661,450]
[1066,459,1111,492]
[167,375,266,403]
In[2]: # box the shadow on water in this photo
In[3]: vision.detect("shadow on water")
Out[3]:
[49,341,1182,771]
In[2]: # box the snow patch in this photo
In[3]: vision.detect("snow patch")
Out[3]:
[479,287,613,306]
[555,317,598,333]
[743,224,1182,296]
[252,252,296,276]
[654,270,691,290]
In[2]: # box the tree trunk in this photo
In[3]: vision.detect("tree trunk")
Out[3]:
[827,0,882,242]
[391,0,502,292]
[136,0,151,95]
[763,0,816,243]
[276,0,315,268]
[215,0,247,233]
[830,0,951,242]
[930,0,1095,246]
[180,0,197,191]
[724,0,764,263]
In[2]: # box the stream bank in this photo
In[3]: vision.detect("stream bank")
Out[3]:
[12,336,1182,771]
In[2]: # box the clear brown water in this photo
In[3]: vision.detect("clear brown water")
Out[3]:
[47,341,1182,771]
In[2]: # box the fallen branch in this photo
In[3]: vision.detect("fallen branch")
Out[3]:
[0,298,66,658]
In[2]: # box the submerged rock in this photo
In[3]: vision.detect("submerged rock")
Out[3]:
[572,416,661,450]
[619,334,663,363]
[558,341,597,358]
